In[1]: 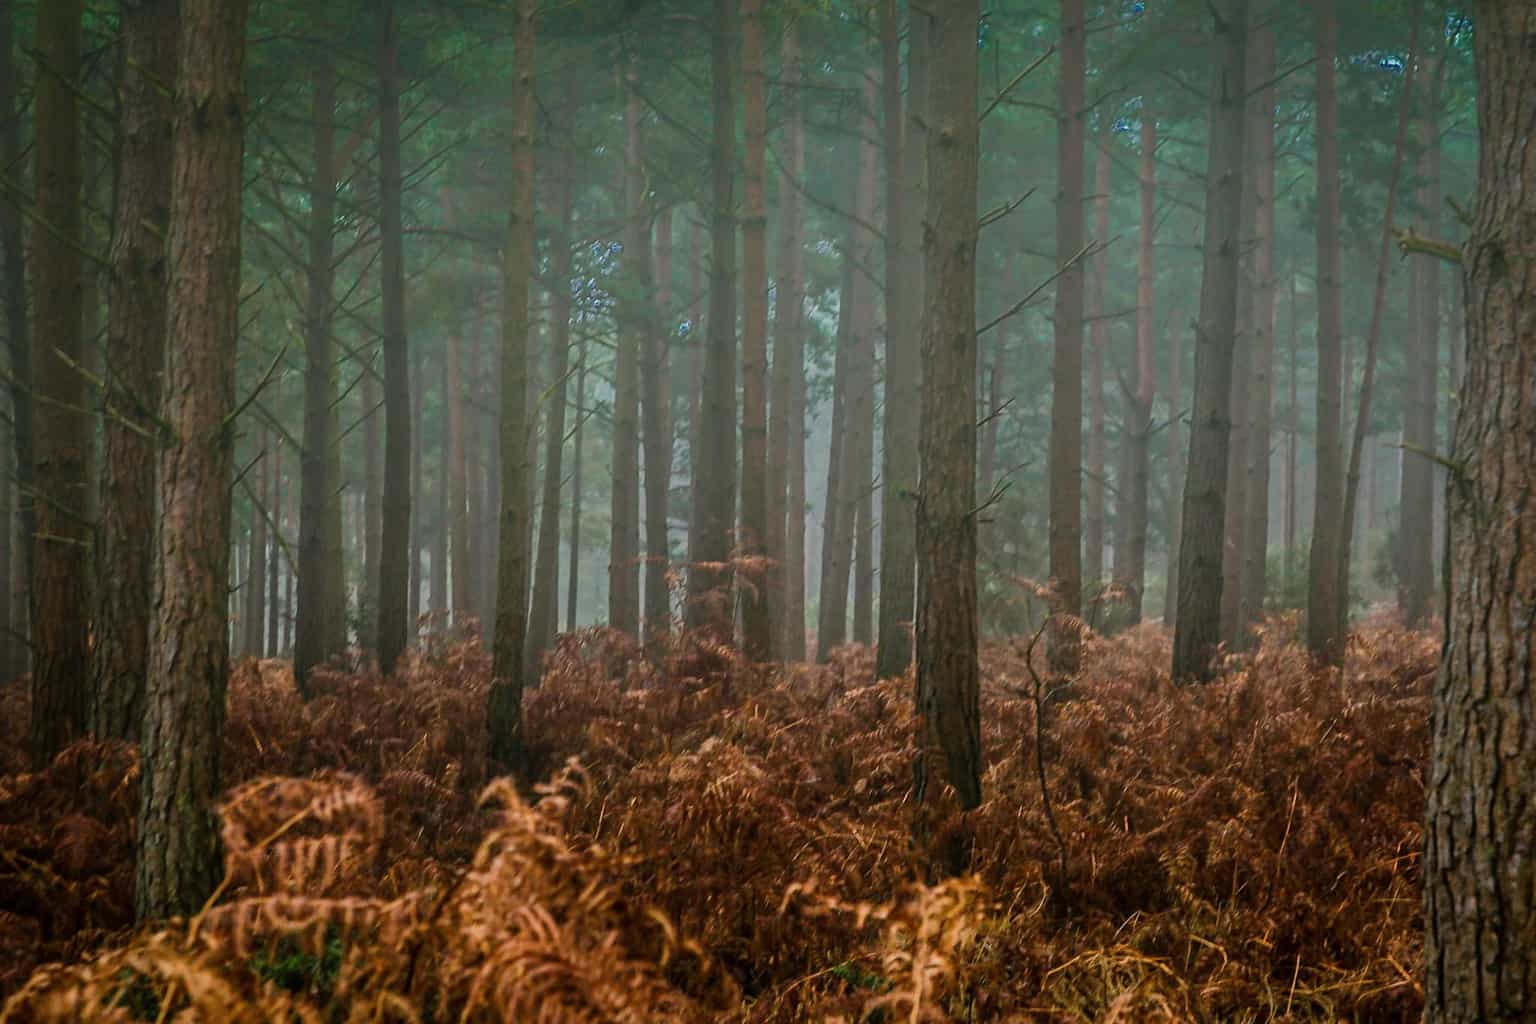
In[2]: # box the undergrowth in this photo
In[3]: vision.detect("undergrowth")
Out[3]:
[0,617,1435,1021]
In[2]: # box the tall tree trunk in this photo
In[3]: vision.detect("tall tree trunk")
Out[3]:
[30,0,90,765]
[466,316,485,626]
[488,0,535,771]
[376,0,412,675]
[527,167,573,677]
[609,86,643,639]
[363,349,382,644]
[1048,0,1085,676]
[685,0,738,640]
[1171,0,1248,682]
[1426,4,1536,1016]
[245,431,267,658]
[642,206,674,645]
[0,0,31,676]
[783,76,809,661]
[135,0,245,919]
[1305,0,1345,665]
[915,0,983,821]
[1219,82,1257,650]
[1237,26,1276,645]
[1338,9,1419,642]
[268,434,283,657]
[566,339,585,632]
[1284,270,1298,584]
[447,327,473,623]
[875,0,923,680]
[738,0,771,658]
[1112,111,1157,627]
[817,253,857,660]
[93,0,176,740]
[408,345,423,630]
[1162,293,1186,628]
[849,72,879,648]
[1085,122,1110,611]
[432,361,449,621]
[1399,52,1441,628]
[295,58,343,694]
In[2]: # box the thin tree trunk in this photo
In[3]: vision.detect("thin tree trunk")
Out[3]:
[566,339,585,632]
[432,360,449,621]
[609,85,643,640]
[488,0,535,771]
[1219,79,1257,650]
[0,0,31,675]
[1306,0,1346,664]
[684,0,738,640]
[527,167,573,676]
[642,206,673,645]
[466,315,485,626]
[135,0,245,919]
[93,0,175,740]
[362,351,381,647]
[1085,121,1110,610]
[296,58,343,694]
[1425,5,1536,1015]
[1171,0,1248,682]
[849,71,879,648]
[245,430,268,658]
[817,253,856,661]
[30,0,90,765]
[738,0,771,658]
[448,326,473,623]
[875,0,923,679]
[409,345,423,630]
[1048,0,1085,676]
[1237,26,1277,644]
[915,0,983,822]
[1162,293,1185,629]
[376,0,412,675]
[268,430,282,658]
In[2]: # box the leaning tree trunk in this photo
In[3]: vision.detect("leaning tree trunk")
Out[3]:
[875,0,925,680]
[738,0,771,659]
[684,0,738,640]
[30,0,90,766]
[93,0,176,741]
[526,165,573,678]
[914,0,983,824]
[375,0,413,676]
[1305,0,1345,665]
[1047,0,1085,676]
[295,58,344,695]
[1425,3,1536,1017]
[1170,0,1248,683]
[487,0,535,772]
[135,0,246,920]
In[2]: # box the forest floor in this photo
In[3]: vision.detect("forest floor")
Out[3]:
[0,619,1432,1022]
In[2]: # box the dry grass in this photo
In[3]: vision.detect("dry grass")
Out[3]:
[0,617,1434,1021]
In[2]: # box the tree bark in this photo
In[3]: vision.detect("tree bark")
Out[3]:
[1237,25,1276,645]
[817,252,857,661]
[641,206,673,646]
[135,0,245,919]
[527,171,573,676]
[295,58,344,694]
[1162,293,1186,629]
[1085,122,1110,611]
[375,0,412,675]
[0,0,31,678]
[1171,0,1248,683]
[408,345,423,630]
[737,0,771,659]
[30,0,90,766]
[1305,0,1345,665]
[684,0,738,640]
[268,432,283,658]
[567,340,585,633]
[245,431,267,658]
[488,0,535,771]
[609,86,643,640]
[1399,50,1441,629]
[874,0,923,679]
[849,71,879,648]
[1048,0,1085,676]
[362,345,382,646]
[1425,4,1536,1016]
[915,0,983,822]
[93,0,176,740]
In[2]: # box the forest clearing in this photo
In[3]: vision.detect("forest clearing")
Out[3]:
[0,0,1532,1020]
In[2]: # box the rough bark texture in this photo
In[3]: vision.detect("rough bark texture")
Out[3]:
[914,0,982,819]
[487,0,535,772]
[737,0,770,658]
[30,0,90,766]
[1085,124,1109,610]
[875,0,924,680]
[93,0,176,741]
[767,18,805,662]
[0,0,31,679]
[135,0,246,919]
[376,0,412,676]
[295,59,344,694]
[527,169,573,677]
[1305,0,1345,665]
[1425,4,1536,1016]
[1047,0,1085,676]
[609,86,643,639]
[1237,26,1276,646]
[1399,55,1441,628]
[684,0,738,640]
[1171,0,1247,683]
